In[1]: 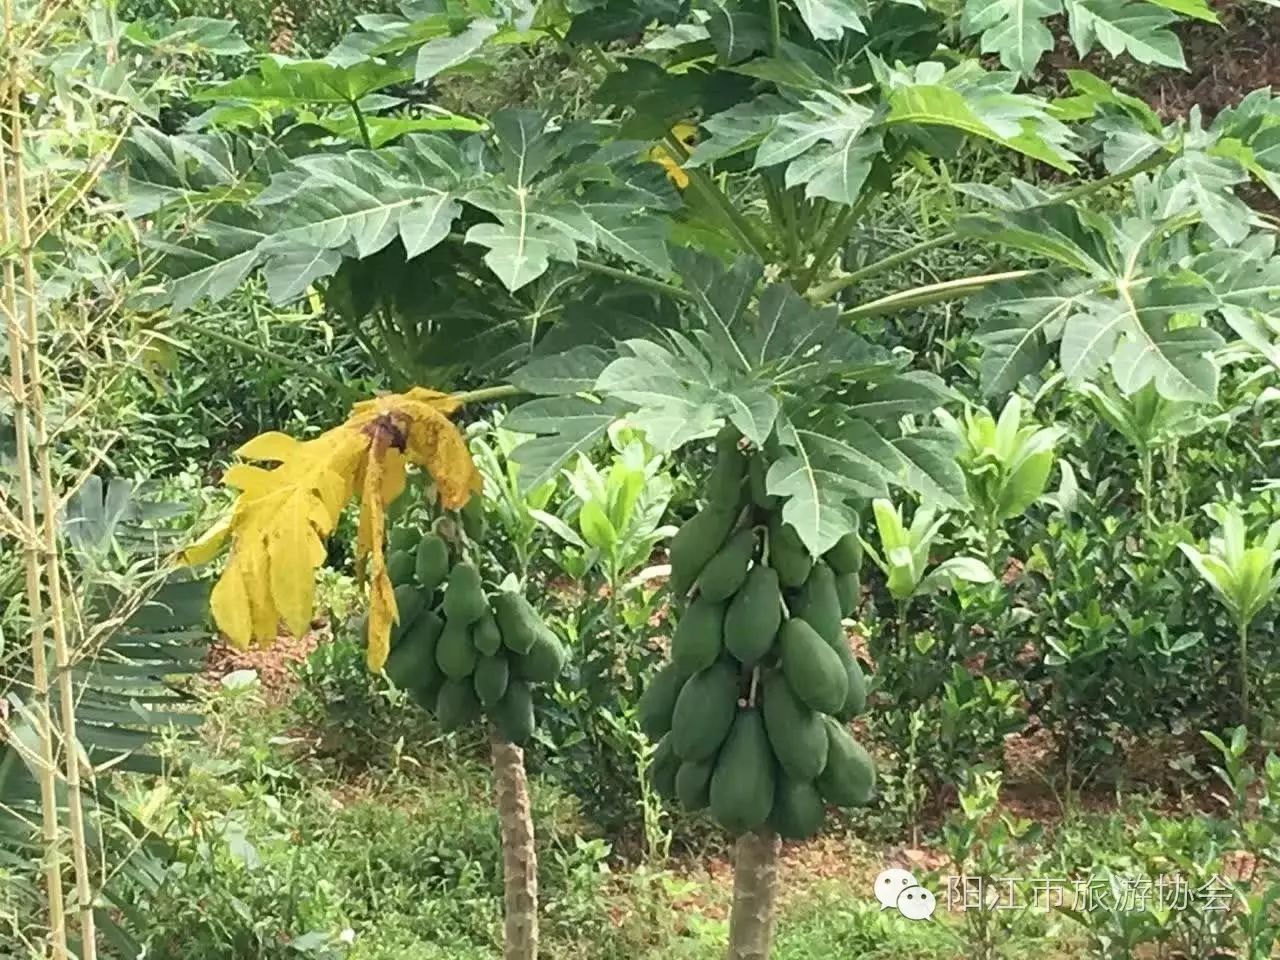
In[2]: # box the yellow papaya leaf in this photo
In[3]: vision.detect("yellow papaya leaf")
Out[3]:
[236,431,302,461]
[221,464,275,495]
[194,388,479,666]
[210,558,252,649]
[359,438,394,671]
[648,121,698,189]
[183,513,232,566]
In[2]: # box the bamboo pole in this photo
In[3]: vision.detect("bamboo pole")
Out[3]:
[8,21,99,955]
[0,2,69,954]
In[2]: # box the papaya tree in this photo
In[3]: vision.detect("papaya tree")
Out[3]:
[108,0,1280,953]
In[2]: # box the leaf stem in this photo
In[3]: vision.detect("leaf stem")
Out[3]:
[767,0,781,56]
[579,258,693,301]
[839,269,1036,320]
[799,203,858,292]
[666,133,772,262]
[452,383,525,405]
[809,152,1170,303]
[350,98,373,149]
[1238,617,1251,729]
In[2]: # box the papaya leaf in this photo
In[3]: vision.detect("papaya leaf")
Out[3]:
[190,389,479,670]
[960,0,1060,77]
[793,0,869,40]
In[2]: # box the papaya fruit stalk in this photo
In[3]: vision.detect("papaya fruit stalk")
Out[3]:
[491,727,539,960]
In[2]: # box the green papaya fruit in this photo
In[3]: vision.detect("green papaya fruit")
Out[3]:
[697,526,756,602]
[834,642,867,720]
[493,591,540,654]
[671,660,740,761]
[390,525,418,553]
[671,597,725,673]
[436,679,481,732]
[415,533,450,593]
[384,609,444,690]
[817,718,876,807]
[825,531,863,576]
[512,630,566,683]
[768,515,812,588]
[668,505,738,596]
[409,673,444,713]
[649,735,680,801]
[461,496,487,541]
[491,680,535,744]
[770,778,826,840]
[779,618,848,715]
[388,550,415,586]
[675,758,715,812]
[762,671,828,781]
[708,709,776,834]
[442,563,488,624]
[474,653,510,707]
[391,583,426,643]
[638,663,688,740]
[706,425,746,507]
[724,565,782,664]
[748,454,778,510]
[473,613,503,656]
[834,572,860,619]
[436,617,478,679]
[795,561,843,645]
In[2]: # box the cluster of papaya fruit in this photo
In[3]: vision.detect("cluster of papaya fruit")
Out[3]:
[639,427,876,838]
[380,521,566,746]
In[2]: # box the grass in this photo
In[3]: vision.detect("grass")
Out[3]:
[109,665,1275,960]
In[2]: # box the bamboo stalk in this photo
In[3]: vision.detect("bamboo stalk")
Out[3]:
[0,1,69,953]
[9,33,99,956]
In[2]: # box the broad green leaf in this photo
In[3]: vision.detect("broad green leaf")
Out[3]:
[689,95,790,166]
[262,247,343,302]
[704,0,770,63]
[793,0,869,40]
[1110,320,1222,401]
[509,345,612,395]
[1066,0,1184,69]
[918,556,996,593]
[1161,141,1252,245]
[1060,297,1124,383]
[196,55,412,107]
[842,371,959,419]
[301,111,486,148]
[253,150,462,277]
[415,19,499,80]
[594,335,728,450]
[506,396,629,491]
[766,418,868,555]
[876,59,1079,171]
[960,0,1061,77]
[970,275,1101,393]
[148,208,269,311]
[960,205,1114,275]
[103,128,263,217]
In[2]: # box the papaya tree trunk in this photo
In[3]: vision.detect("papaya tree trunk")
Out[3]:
[727,829,780,960]
[490,728,538,960]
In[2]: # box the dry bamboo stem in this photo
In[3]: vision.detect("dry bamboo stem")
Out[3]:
[0,4,69,954]
[8,23,98,955]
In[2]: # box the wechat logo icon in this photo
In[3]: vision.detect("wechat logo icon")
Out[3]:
[873,868,937,921]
